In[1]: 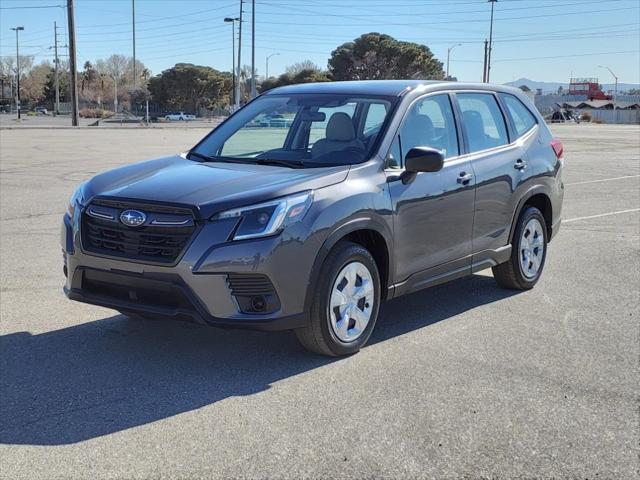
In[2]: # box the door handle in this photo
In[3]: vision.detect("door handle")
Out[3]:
[514,158,528,170]
[457,172,473,184]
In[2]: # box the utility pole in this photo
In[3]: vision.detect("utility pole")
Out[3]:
[482,39,488,82]
[11,26,24,120]
[132,0,136,88]
[53,21,60,115]
[446,43,461,79]
[67,0,79,126]
[235,0,243,109]
[486,0,497,83]
[250,0,256,99]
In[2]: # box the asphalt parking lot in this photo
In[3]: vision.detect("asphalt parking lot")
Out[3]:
[0,123,638,479]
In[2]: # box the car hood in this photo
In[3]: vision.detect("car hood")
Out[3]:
[83,154,350,219]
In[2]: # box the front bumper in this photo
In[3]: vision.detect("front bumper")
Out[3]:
[62,210,320,330]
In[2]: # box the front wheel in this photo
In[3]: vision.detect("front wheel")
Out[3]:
[492,206,548,290]
[295,242,381,356]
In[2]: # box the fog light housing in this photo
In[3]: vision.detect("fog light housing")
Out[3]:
[226,274,281,315]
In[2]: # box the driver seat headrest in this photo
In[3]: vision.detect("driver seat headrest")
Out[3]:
[326,112,356,142]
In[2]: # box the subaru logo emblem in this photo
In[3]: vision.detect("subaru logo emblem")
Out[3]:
[120,209,146,227]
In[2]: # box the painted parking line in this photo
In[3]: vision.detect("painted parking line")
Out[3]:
[563,208,640,224]
[565,174,640,186]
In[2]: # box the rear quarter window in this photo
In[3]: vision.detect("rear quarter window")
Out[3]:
[500,93,538,137]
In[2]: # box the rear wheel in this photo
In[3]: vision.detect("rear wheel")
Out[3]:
[492,206,548,290]
[295,242,381,356]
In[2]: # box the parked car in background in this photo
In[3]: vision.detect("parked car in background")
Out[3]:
[164,112,196,121]
[34,106,48,115]
[62,80,564,356]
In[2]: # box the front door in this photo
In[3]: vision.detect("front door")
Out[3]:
[387,93,475,284]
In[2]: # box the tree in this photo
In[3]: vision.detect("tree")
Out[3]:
[42,61,69,107]
[21,61,52,103]
[260,61,330,93]
[129,87,151,106]
[328,33,444,81]
[80,61,99,93]
[0,55,34,81]
[285,60,321,76]
[89,55,149,110]
[148,63,231,112]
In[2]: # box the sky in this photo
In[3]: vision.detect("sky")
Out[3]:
[1,0,639,86]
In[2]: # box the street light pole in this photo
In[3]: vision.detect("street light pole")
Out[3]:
[598,65,619,122]
[446,43,461,79]
[224,17,240,108]
[250,0,256,99]
[132,0,136,88]
[67,0,80,126]
[486,0,497,83]
[10,26,24,119]
[235,0,243,109]
[53,22,60,115]
[266,53,279,79]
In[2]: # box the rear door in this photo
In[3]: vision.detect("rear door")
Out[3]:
[387,93,475,283]
[453,91,534,254]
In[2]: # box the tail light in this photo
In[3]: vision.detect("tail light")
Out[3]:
[551,139,564,159]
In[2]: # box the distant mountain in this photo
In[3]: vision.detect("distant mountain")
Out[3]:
[505,77,639,93]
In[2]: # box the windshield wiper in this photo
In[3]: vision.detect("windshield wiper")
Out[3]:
[188,150,215,162]
[189,151,306,168]
[254,158,306,168]
[189,152,254,164]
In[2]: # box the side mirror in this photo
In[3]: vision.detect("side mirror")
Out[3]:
[401,147,445,184]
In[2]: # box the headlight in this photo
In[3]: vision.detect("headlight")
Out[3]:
[215,191,313,241]
[67,183,86,216]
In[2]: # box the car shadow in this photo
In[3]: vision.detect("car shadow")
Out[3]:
[0,274,518,446]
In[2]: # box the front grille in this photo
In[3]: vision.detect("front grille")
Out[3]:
[81,200,196,264]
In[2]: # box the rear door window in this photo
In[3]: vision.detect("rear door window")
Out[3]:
[500,93,537,137]
[456,93,509,153]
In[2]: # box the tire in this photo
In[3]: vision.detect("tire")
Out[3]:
[492,206,548,290]
[295,242,381,356]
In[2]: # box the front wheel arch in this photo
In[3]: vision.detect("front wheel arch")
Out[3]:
[304,218,392,314]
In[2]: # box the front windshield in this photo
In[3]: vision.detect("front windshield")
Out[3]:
[191,93,397,167]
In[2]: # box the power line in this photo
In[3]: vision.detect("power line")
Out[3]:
[0,4,63,10]
[251,6,638,26]
[256,0,628,17]
[77,2,237,29]
[494,49,640,63]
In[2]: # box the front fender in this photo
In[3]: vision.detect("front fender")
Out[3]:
[304,213,394,312]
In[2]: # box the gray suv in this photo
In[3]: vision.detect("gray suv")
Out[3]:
[62,80,564,356]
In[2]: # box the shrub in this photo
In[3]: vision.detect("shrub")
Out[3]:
[79,108,111,118]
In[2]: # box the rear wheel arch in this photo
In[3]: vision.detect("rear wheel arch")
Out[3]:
[510,188,553,243]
